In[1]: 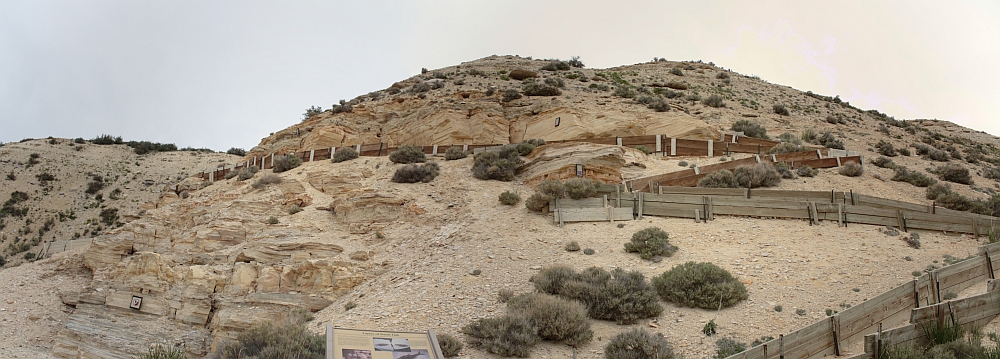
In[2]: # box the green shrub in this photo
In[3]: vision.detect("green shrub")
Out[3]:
[525,193,552,212]
[926,183,953,200]
[612,86,636,98]
[876,140,898,157]
[702,95,725,108]
[237,166,259,181]
[506,293,593,346]
[272,154,302,173]
[536,180,566,198]
[635,145,651,154]
[774,305,783,312]
[813,132,845,150]
[522,81,562,96]
[252,173,282,189]
[703,319,718,336]
[734,163,781,188]
[797,165,817,177]
[604,328,676,359]
[716,337,747,358]
[777,132,802,145]
[462,315,538,357]
[652,261,748,309]
[624,227,678,260]
[100,207,119,226]
[773,104,790,116]
[220,321,324,359]
[267,217,279,224]
[984,167,1000,182]
[872,156,896,169]
[332,147,359,163]
[392,162,440,183]
[85,176,105,194]
[389,145,427,164]
[636,95,669,112]
[801,128,818,143]
[564,178,600,199]
[226,148,246,156]
[921,320,964,347]
[583,248,595,255]
[136,344,188,359]
[932,163,973,185]
[437,333,463,357]
[472,147,522,181]
[698,170,739,188]
[499,191,520,205]
[892,167,937,187]
[775,163,796,179]
[224,170,239,180]
[839,163,864,177]
[287,205,302,215]
[541,61,570,71]
[445,147,468,160]
[503,89,523,102]
[564,241,581,252]
[534,266,662,324]
[935,192,978,212]
[731,120,769,140]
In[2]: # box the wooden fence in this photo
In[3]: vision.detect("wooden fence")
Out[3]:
[724,242,1000,359]
[551,187,1000,236]
[195,133,827,182]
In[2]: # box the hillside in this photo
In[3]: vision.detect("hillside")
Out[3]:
[0,56,999,359]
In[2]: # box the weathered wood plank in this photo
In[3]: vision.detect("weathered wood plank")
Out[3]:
[548,197,606,211]
[906,219,976,234]
[658,187,748,197]
[553,207,633,223]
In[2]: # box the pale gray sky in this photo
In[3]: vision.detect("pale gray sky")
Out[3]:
[2,1,998,151]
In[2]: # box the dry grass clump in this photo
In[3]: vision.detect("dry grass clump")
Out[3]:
[392,162,440,183]
[252,173,282,189]
[604,328,676,359]
[389,145,427,164]
[734,163,781,188]
[136,344,188,359]
[331,147,359,163]
[272,154,302,173]
[652,261,748,309]
[839,162,864,177]
[532,265,662,324]
[698,170,738,188]
[624,227,678,260]
[445,146,468,160]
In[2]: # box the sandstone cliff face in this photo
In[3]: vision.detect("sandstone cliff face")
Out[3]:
[247,56,721,157]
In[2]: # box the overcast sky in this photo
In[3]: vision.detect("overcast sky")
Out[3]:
[2,1,998,151]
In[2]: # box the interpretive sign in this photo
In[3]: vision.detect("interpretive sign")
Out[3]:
[129,295,143,310]
[328,326,444,359]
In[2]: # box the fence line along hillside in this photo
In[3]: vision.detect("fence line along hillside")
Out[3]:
[550,186,999,237]
[716,242,1000,359]
[196,132,850,182]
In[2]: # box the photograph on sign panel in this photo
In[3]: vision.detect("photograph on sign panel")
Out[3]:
[393,349,431,359]
[343,349,372,359]
[373,337,393,351]
[390,338,411,351]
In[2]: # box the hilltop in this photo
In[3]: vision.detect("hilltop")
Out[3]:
[1,56,999,359]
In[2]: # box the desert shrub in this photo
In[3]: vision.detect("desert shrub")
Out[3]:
[583,248,595,255]
[522,81,561,96]
[635,145,651,154]
[773,104,790,116]
[839,163,864,177]
[226,147,246,157]
[502,89,523,102]
[612,86,637,98]
[876,140,898,157]
[826,114,846,124]
[752,336,775,347]
[801,128,818,143]
[272,154,302,173]
[775,163,796,179]
[287,205,302,215]
[716,72,730,80]
[716,337,747,358]
[768,142,801,154]
[507,293,593,346]
[652,261,748,309]
[85,176,105,194]
[669,68,684,76]
[236,166,259,181]
[564,241,581,252]
[331,99,354,113]
[564,178,600,199]
[932,163,973,185]
[392,162,440,183]
[525,193,551,212]
[534,180,565,199]
[509,69,537,80]
[515,142,536,156]
[892,167,937,187]
[624,227,677,260]
[776,132,802,145]
[926,183,953,200]
[734,163,781,188]
[499,191,520,205]
[498,289,516,303]
[872,156,896,169]
[332,147,359,163]
[814,132,845,150]
[921,320,964,348]
[796,309,807,316]
[224,170,239,180]
[702,95,725,108]
[462,315,538,357]
[532,265,577,294]
[220,320,324,359]
[635,95,669,112]
[936,192,977,212]
[437,334,463,358]
[731,120,769,140]
[252,173,282,189]
[797,165,818,177]
[684,94,701,102]
[698,170,739,188]
[544,267,662,324]
[544,77,565,88]
[928,149,951,162]
[899,148,911,156]
[100,208,119,226]
[136,344,188,359]
[389,145,427,164]
[604,328,675,359]
[445,147,468,160]
[541,61,571,71]
[664,81,688,90]
[678,161,689,167]
[925,340,980,359]
[472,147,522,181]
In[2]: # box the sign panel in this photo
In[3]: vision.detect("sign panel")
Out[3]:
[129,295,143,310]
[331,327,442,359]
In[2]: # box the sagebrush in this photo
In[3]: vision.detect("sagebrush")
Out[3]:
[624,227,678,260]
[604,328,676,359]
[652,261,748,309]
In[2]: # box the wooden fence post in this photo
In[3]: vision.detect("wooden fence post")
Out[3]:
[831,315,842,356]
[707,141,714,157]
[897,210,906,232]
[309,150,315,162]
[670,138,677,156]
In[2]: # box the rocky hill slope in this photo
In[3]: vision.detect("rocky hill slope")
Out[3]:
[1,56,1000,359]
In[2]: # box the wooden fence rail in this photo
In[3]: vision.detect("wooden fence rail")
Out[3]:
[724,242,1000,359]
